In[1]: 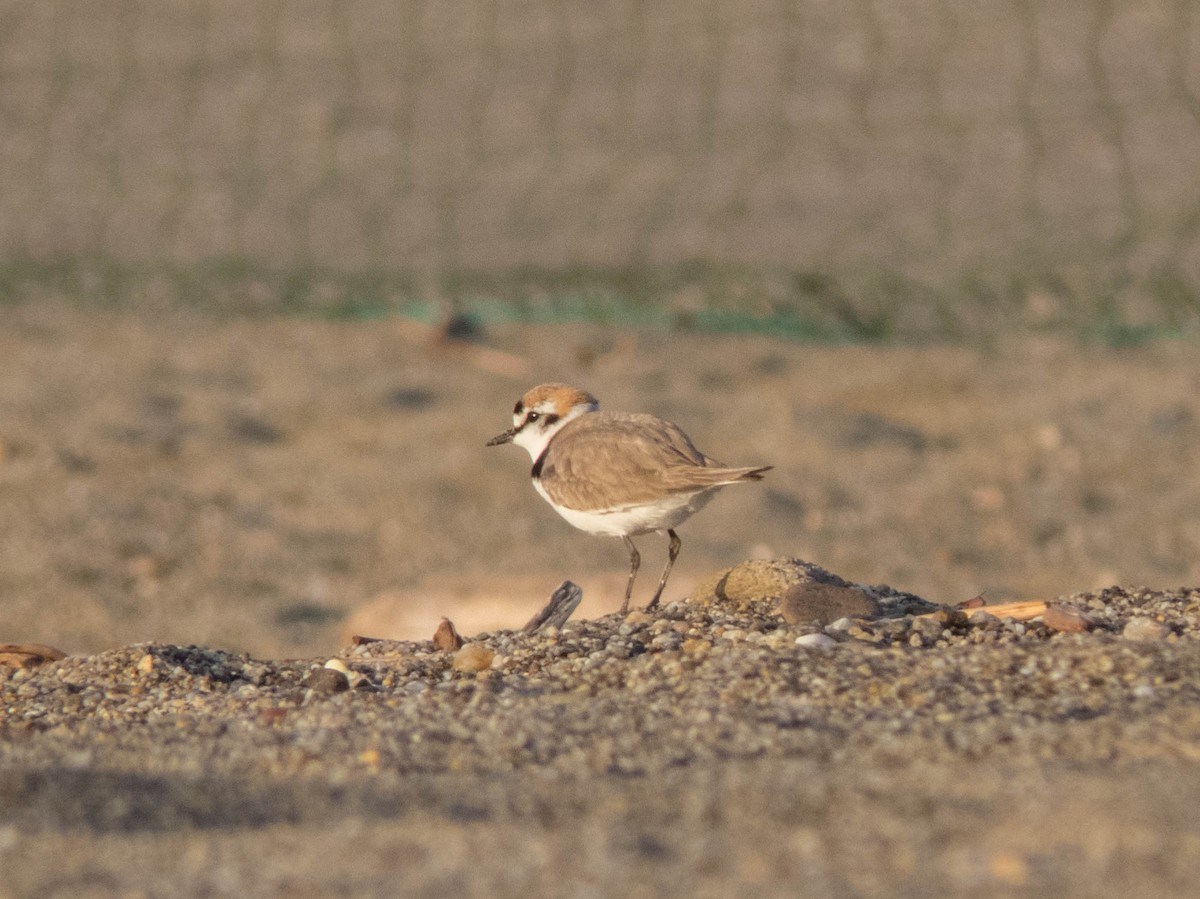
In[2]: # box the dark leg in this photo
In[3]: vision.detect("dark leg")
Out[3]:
[620,536,640,615]
[646,529,681,610]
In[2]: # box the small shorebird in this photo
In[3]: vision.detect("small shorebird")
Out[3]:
[487,383,771,613]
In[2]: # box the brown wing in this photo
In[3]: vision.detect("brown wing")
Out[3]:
[538,412,766,511]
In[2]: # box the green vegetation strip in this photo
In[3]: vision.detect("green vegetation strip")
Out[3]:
[0,257,1196,345]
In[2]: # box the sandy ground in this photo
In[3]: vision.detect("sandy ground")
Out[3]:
[2,302,1199,657]
[3,303,1200,898]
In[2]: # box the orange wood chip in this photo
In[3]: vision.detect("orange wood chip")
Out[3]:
[0,643,68,669]
[917,600,1048,622]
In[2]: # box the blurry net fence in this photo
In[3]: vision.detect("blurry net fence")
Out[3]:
[2,0,1199,331]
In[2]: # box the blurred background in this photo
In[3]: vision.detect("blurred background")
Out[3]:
[2,0,1200,657]
[4,0,1200,330]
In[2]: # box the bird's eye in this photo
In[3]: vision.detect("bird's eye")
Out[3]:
[527,411,540,423]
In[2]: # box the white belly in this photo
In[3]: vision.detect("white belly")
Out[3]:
[533,479,717,536]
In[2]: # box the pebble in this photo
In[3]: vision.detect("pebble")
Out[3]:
[451,644,496,672]
[324,658,371,690]
[795,633,838,650]
[911,618,945,641]
[1043,605,1094,633]
[623,611,653,629]
[967,611,1002,629]
[1122,618,1170,642]
[302,667,350,693]
[4,581,1200,788]
[825,618,855,634]
[650,633,681,651]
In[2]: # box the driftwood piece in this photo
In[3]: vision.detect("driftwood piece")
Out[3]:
[523,581,584,634]
[917,600,1048,622]
[918,599,1101,633]
[0,643,68,669]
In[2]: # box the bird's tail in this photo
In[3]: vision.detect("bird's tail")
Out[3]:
[699,464,772,487]
[731,465,772,482]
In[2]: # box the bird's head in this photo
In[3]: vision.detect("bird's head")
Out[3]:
[486,383,599,461]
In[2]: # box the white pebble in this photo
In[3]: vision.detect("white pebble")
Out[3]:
[795,633,838,650]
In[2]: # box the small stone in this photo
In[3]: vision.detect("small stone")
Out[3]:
[1043,605,1094,634]
[932,608,969,629]
[624,611,653,628]
[302,666,350,693]
[777,583,880,625]
[795,633,837,650]
[967,611,1002,629]
[451,643,495,672]
[1123,618,1169,642]
[433,617,464,651]
[136,653,155,675]
[325,658,371,689]
[910,617,945,643]
[650,633,681,650]
[876,618,912,637]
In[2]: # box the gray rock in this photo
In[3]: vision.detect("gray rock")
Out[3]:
[301,667,350,693]
[778,582,881,625]
[689,558,852,611]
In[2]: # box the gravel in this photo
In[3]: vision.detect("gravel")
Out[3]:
[4,584,1200,897]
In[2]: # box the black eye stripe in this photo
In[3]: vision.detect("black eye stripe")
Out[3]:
[512,410,559,433]
[513,401,523,415]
